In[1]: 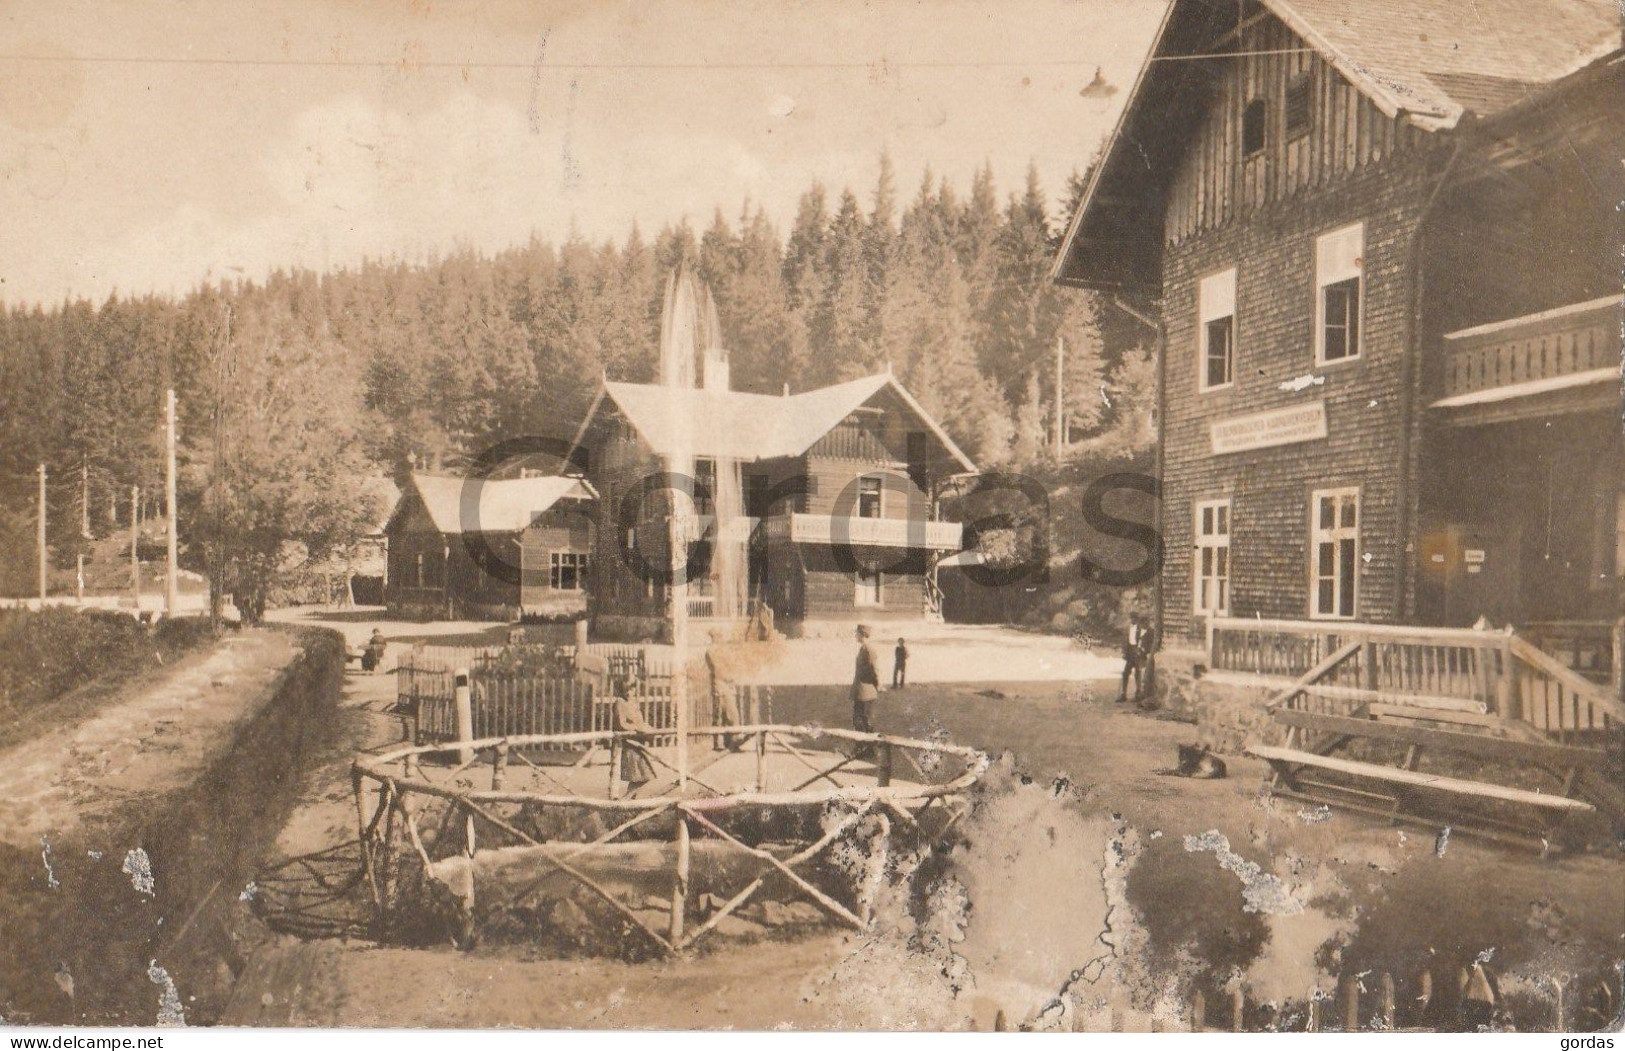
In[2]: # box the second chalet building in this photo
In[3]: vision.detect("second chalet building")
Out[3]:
[570,370,975,641]
[1054,0,1623,659]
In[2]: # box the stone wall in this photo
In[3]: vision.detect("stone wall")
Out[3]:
[1189,676,1288,755]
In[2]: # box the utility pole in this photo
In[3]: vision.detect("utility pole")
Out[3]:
[131,485,140,611]
[165,389,179,617]
[77,461,88,602]
[37,463,47,602]
[1053,334,1066,453]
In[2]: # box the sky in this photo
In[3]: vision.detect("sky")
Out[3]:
[0,0,1167,307]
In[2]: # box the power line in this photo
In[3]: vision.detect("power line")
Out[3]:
[0,52,1123,72]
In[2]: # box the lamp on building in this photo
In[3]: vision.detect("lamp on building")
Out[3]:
[1080,66,1117,99]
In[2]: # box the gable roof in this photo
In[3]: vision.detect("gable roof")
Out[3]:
[570,372,976,472]
[1051,0,1621,289]
[393,473,596,536]
[1267,0,1620,130]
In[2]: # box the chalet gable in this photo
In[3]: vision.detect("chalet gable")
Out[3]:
[1052,0,1621,292]
[569,373,976,473]
[386,473,596,537]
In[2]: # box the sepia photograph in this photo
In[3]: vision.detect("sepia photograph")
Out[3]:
[0,0,1621,1037]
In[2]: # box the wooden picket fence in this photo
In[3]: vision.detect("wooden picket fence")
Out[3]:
[415,675,601,747]
[400,660,764,753]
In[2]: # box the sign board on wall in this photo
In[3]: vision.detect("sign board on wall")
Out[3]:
[1210,401,1329,455]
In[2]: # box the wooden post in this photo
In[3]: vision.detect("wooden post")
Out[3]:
[1232,986,1244,1031]
[574,617,589,652]
[1190,989,1205,1032]
[1344,974,1360,1031]
[1380,972,1396,1029]
[670,811,690,946]
[1306,994,1321,1032]
[37,463,47,602]
[754,729,766,792]
[1498,628,1517,721]
[1053,333,1065,453]
[1552,977,1564,1033]
[75,463,86,604]
[454,668,473,766]
[879,742,893,788]
[130,486,140,610]
[164,389,179,617]
[1362,634,1377,694]
[492,739,509,791]
[1418,969,1433,1022]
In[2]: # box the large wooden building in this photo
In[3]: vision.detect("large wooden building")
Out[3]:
[569,371,975,640]
[1054,0,1623,653]
[384,472,596,620]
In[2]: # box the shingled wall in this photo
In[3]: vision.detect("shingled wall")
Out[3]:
[1159,154,1444,644]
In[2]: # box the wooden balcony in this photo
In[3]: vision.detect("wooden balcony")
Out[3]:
[762,513,963,550]
[1432,296,1620,421]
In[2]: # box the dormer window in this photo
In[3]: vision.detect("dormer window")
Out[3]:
[1242,98,1267,156]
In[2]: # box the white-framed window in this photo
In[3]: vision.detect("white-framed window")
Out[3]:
[1310,487,1359,619]
[1193,499,1231,615]
[549,552,589,591]
[855,563,883,606]
[857,476,884,519]
[1315,223,1363,364]
[1199,268,1236,391]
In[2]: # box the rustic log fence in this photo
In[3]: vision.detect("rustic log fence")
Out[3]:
[351,724,988,956]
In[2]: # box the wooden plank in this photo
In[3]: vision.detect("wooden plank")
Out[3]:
[1369,703,1509,731]
[1295,682,1485,712]
[1247,746,1596,811]
[1272,709,1607,768]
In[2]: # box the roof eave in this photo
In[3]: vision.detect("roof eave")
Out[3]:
[1049,1,1178,287]
[566,384,610,466]
[878,376,977,474]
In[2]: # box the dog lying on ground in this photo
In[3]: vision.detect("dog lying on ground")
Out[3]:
[1173,743,1227,779]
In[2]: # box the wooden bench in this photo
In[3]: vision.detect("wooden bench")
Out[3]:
[1249,742,1594,852]
[1249,746,1594,813]
[1366,703,1511,733]
[1272,709,1605,771]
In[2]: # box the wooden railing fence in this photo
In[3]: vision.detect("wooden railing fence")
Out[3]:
[1207,618,1622,739]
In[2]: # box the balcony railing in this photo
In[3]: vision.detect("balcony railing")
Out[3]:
[1434,295,1620,407]
[762,513,963,550]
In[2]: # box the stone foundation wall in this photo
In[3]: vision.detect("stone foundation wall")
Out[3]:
[1189,677,1288,755]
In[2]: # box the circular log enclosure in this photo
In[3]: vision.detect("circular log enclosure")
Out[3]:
[351,724,990,956]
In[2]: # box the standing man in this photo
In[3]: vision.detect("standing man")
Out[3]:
[1115,612,1148,704]
[851,624,881,745]
[892,637,909,689]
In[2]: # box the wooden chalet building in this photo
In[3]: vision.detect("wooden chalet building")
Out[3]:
[569,370,975,640]
[384,472,596,621]
[1054,0,1624,659]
